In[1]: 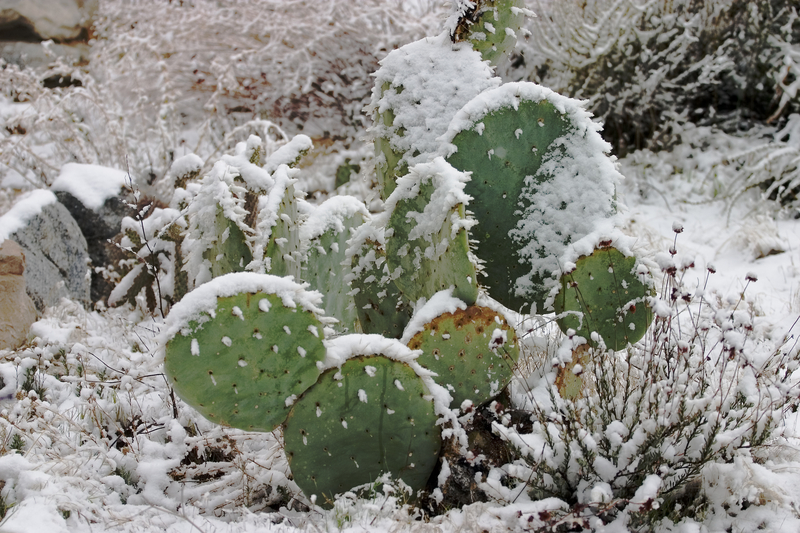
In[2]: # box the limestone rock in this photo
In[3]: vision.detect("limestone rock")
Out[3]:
[0,190,90,311]
[0,240,36,349]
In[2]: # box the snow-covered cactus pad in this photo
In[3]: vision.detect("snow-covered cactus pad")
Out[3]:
[385,157,478,306]
[300,196,369,334]
[254,165,305,280]
[183,160,254,287]
[403,292,519,409]
[163,273,329,432]
[443,83,621,313]
[283,337,442,506]
[451,0,529,66]
[369,32,499,201]
[346,222,413,338]
[555,247,653,351]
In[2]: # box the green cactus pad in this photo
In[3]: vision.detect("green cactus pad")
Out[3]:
[385,158,478,306]
[555,247,653,351]
[444,83,619,312]
[407,305,518,408]
[284,354,441,506]
[164,274,327,432]
[301,197,368,334]
[183,161,255,288]
[453,0,527,66]
[347,223,412,338]
[207,206,253,279]
[257,165,304,280]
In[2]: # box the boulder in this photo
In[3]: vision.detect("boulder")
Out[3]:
[0,0,98,42]
[0,240,36,349]
[51,163,133,304]
[0,189,90,311]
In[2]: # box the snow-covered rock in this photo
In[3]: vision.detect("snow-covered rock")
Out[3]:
[52,163,133,303]
[0,190,90,311]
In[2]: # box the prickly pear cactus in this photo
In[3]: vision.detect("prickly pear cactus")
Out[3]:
[256,165,305,280]
[452,0,528,66]
[154,2,660,511]
[369,33,499,201]
[284,341,441,506]
[301,196,369,333]
[404,297,519,409]
[443,83,620,313]
[385,158,478,306]
[554,247,653,351]
[182,161,253,288]
[346,222,413,338]
[163,273,328,432]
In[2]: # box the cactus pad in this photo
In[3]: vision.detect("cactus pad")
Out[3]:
[453,0,527,66]
[284,353,441,506]
[555,247,653,351]
[257,165,304,280]
[444,83,619,312]
[407,305,519,408]
[385,158,478,306]
[369,34,499,202]
[164,274,327,432]
[347,223,412,338]
[301,197,368,334]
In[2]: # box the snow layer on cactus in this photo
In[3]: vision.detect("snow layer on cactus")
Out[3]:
[442,82,621,312]
[264,134,312,175]
[222,135,274,192]
[159,272,330,353]
[183,160,254,288]
[300,196,369,333]
[283,354,441,506]
[110,207,186,308]
[160,273,331,432]
[368,32,500,197]
[384,157,478,306]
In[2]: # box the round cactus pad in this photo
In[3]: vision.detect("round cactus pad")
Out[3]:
[284,355,441,506]
[445,84,619,313]
[165,291,326,432]
[407,305,519,408]
[555,247,653,351]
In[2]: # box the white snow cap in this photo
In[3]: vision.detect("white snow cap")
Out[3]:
[159,272,326,350]
[51,163,130,210]
[0,189,58,242]
[369,32,500,170]
[400,289,468,345]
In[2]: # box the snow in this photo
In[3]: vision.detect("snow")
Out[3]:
[400,289,467,344]
[50,163,130,210]
[369,32,500,171]
[298,195,369,243]
[0,189,57,242]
